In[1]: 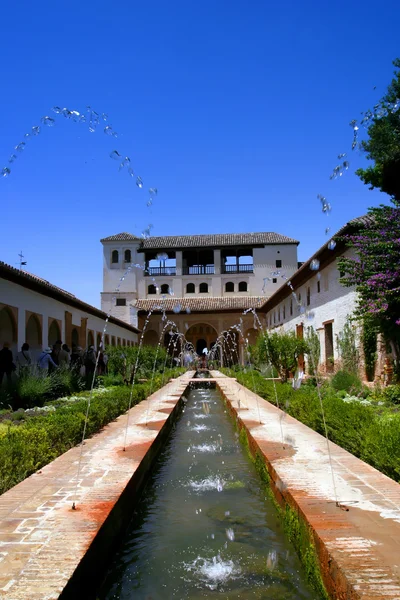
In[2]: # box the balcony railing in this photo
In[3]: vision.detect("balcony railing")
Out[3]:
[182,265,215,275]
[222,264,254,274]
[146,266,176,276]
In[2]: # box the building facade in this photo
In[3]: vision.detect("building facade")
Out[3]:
[100,231,300,354]
[0,262,140,362]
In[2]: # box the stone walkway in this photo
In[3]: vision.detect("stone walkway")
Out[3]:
[212,371,400,600]
[0,372,193,599]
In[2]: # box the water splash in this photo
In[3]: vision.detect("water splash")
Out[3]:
[183,555,240,590]
[1,167,11,177]
[310,259,320,271]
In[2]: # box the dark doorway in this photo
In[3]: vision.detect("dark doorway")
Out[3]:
[324,322,334,372]
[196,338,207,355]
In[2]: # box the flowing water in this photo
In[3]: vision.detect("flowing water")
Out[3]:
[99,386,320,599]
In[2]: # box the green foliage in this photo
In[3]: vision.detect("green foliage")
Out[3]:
[330,370,362,394]
[382,384,400,405]
[222,368,400,483]
[336,317,360,375]
[106,344,168,379]
[256,331,308,383]
[362,316,378,381]
[0,369,180,496]
[305,326,320,376]
[356,58,400,200]
[16,375,54,408]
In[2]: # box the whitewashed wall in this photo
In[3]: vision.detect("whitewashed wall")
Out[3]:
[0,278,138,361]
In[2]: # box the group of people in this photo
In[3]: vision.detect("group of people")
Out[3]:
[0,340,109,384]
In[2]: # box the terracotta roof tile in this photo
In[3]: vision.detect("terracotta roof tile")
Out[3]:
[101,231,299,248]
[134,296,264,313]
[100,232,141,242]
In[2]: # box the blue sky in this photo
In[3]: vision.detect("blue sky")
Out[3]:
[1,0,399,308]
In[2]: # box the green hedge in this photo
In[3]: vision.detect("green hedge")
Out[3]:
[0,369,182,495]
[223,369,400,483]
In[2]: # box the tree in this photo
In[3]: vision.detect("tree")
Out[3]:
[356,58,400,201]
[338,59,400,373]
[336,316,360,375]
[256,330,308,383]
[305,326,320,377]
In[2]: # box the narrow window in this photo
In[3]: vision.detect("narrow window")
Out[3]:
[307,287,311,306]
[116,298,126,306]
[186,283,195,293]
[238,281,247,292]
[225,282,234,292]
[317,280,321,293]
[111,250,119,264]
[272,278,277,283]
[124,249,131,263]
[148,285,156,294]
[199,282,208,293]
[278,308,281,321]
[283,304,286,319]
[290,299,293,316]
[298,292,301,302]
[276,259,282,268]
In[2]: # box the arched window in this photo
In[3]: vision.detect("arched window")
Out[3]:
[225,282,234,292]
[161,284,169,294]
[186,283,195,293]
[238,281,247,292]
[111,250,119,264]
[124,249,131,263]
[87,331,94,348]
[148,284,157,294]
[48,319,61,346]
[199,282,208,293]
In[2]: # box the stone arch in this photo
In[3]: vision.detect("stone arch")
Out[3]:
[105,334,110,346]
[199,282,208,293]
[48,319,61,346]
[117,337,121,346]
[0,305,18,353]
[111,336,116,346]
[25,313,42,354]
[96,333,102,349]
[71,328,79,348]
[225,282,234,292]
[186,283,195,293]
[186,323,218,356]
[87,330,94,347]
[143,329,159,346]
[239,281,248,292]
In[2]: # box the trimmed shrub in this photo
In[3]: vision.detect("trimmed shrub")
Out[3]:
[331,370,362,393]
[0,368,182,496]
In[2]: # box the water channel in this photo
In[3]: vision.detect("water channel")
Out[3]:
[99,384,320,599]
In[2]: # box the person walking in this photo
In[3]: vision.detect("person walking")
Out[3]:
[58,343,70,368]
[16,343,32,376]
[38,347,58,374]
[0,342,15,385]
[83,345,97,385]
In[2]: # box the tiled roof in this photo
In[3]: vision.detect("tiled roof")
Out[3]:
[0,261,141,334]
[134,296,265,313]
[100,232,141,242]
[101,231,299,248]
[140,232,299,249]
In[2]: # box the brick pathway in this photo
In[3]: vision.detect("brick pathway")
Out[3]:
[212,371,400,600]
[0,372,193,599]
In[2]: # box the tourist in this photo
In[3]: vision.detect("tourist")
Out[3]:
[58,343,70,368]
[83,345,97,383]
[70,345,83,371]
[0,342,16,385]
[16,343,32,375]
[38,347,58,373]
[103,351,109,374]
[97,347,106,375]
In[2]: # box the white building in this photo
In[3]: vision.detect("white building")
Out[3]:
[0,262,140,362]
[100,230,300,353]
[259,219,366,373]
